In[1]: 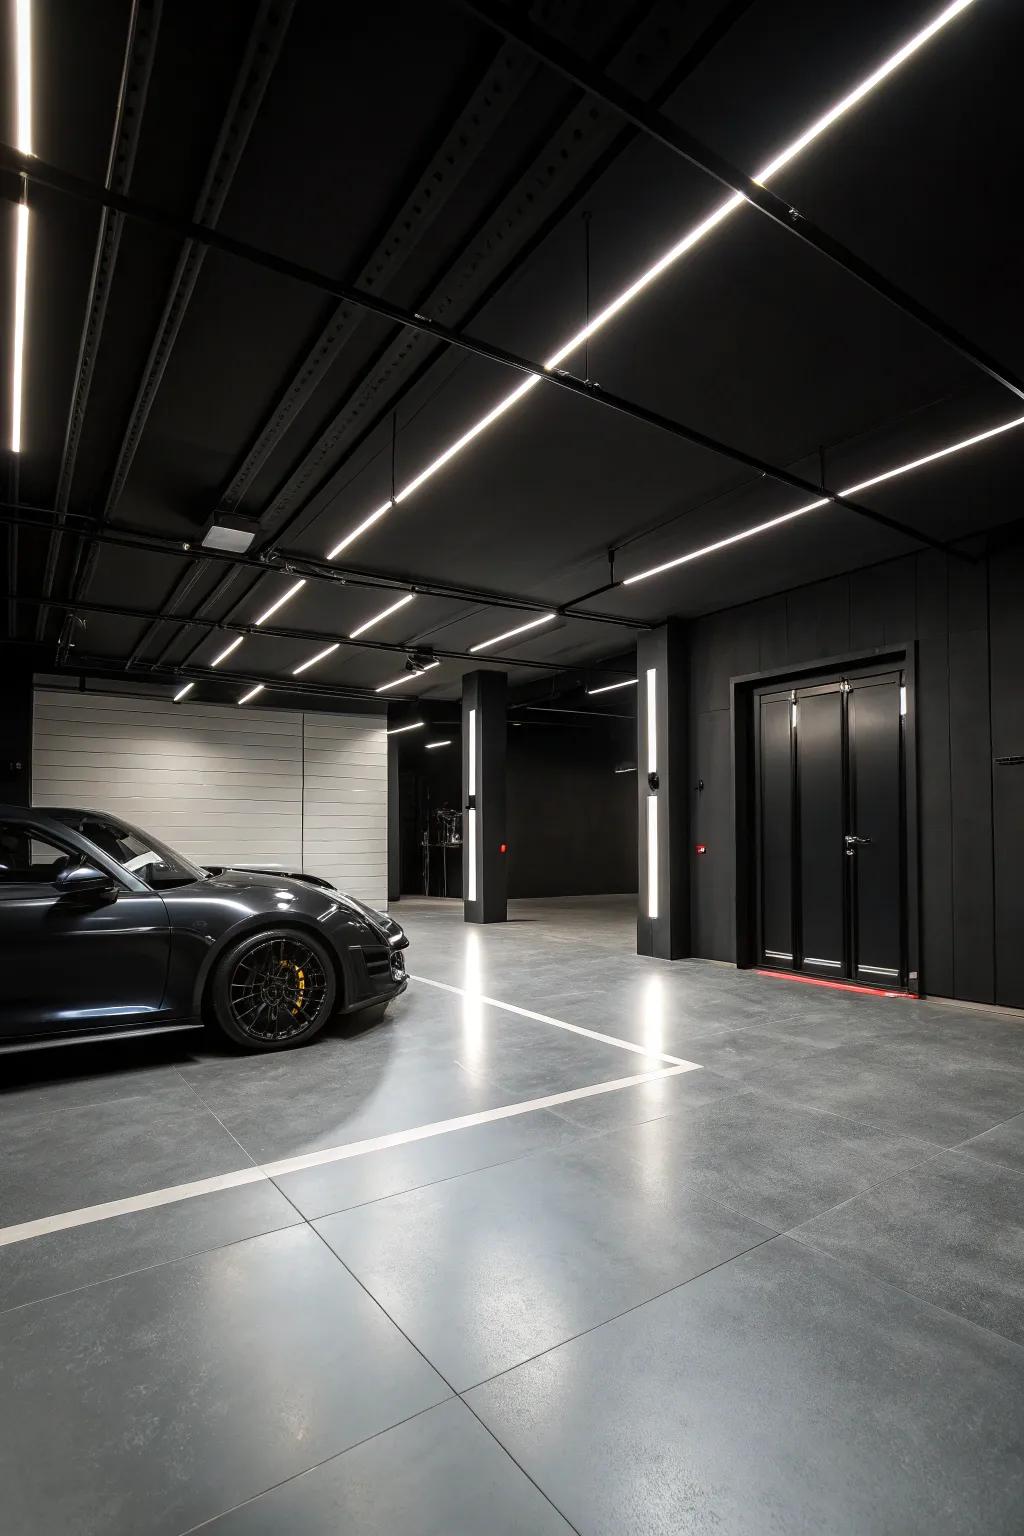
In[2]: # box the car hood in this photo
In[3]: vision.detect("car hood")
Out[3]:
[198,866,407,946]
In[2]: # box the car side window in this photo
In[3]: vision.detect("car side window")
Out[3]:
[0,823,74,888]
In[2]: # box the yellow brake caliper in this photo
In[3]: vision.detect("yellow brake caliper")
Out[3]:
[280,960,306,1016]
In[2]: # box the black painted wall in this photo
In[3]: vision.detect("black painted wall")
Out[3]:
[506,720,637,899]
[687,537,1024,1008]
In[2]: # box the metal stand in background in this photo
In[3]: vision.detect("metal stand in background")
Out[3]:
[421,807,462,896]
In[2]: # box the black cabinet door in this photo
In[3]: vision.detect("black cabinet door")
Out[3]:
[848,677,903,985]
[758,695,795,967]
[797,688,846,978]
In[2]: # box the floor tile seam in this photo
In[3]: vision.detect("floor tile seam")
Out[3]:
[454,1393,586,1536]
[455,1231,782,1398]
[733,1082,949,1155]
[778,1145,965,1240]
[952,1104,1024,1152]
[782,1229,1024,1357]
[174,1068,264,1171]
[723,1079,973,1149]
[0,1076,203,1121]
[174,1398,458,1536]
[544,1082,759,1134]
[285,1117,614,1224]
[0,1215,306,1322]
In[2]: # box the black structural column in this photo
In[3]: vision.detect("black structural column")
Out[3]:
[386,729,401,904]
[462,670,507,923]
[0,649,33,806]
[637,621,690,959]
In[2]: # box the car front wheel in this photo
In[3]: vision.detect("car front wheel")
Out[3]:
[210,928,338,1050]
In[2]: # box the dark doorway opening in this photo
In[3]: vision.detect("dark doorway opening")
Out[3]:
[733,648,919,993]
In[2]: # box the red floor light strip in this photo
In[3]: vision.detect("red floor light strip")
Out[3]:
[755,969,918,998]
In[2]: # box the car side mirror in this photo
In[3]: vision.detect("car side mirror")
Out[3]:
[55,859,117,897]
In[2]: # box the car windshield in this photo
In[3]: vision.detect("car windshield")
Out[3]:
[48,811,207,891]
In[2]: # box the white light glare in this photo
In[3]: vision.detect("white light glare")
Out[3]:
[238,684,264,705]
[646,668,657,776]
[469,612,556,653]
[255,579,306,626]
[426,739,452,749]
[173,682,194,702]
[349,591,415,637]
[375,660,440,693]
[624,412,1024,585]
[646,795,659,920]
[386,720,425,736]
[323,0,976,557]
[211,635,245,667]
[292,642,339,675]
[587,677,638,695]
[10,202,29,454]
[16,0,33,155]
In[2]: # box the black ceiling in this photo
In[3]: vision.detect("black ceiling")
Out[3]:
[2,0,1022,708]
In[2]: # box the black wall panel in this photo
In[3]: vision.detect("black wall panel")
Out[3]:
[687,536,1023,1006]
[990,546,1024,1007]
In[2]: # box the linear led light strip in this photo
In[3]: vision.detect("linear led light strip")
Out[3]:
[587,677,637,695]
[645,667,658,921]
[467,706,477,903]
[469,612,556,653]
[623,412,1024,585]
[323,0,977,563]
[9,0,32,454]
[203,588,418,685]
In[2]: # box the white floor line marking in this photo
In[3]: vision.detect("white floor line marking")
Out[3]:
[0,1167,267,1249]
[0,1066,698,1250]
[410,973,699,1069]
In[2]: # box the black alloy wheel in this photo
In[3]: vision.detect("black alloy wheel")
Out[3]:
[211,929,337,1050]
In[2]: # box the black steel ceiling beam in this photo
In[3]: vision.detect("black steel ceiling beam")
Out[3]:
[53,653,385,707]
[58,0,296,647]
[0,501,648,631]
[35,0,163,643]
[457,0,1024,406]
[7,589,633,676]
[0,146,969,563]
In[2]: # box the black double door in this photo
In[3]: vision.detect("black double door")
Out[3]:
[756,669,906,988]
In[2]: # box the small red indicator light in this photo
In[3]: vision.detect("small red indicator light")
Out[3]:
[695,843,706,855]
[499,843,507,854]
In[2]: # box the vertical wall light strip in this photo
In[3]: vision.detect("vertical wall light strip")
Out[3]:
[646,795,659,921]
[467,706,478,903]
[645,668,657,776]
[645,667,658,920]
[16,0,33,154]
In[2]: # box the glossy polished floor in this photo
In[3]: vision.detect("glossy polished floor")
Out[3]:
[2,895,1023,1534]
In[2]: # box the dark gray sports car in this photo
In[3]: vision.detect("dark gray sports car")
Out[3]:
[0,804,407,1053]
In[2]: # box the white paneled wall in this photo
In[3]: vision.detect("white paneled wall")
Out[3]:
[32,690,387,906]
[302,713,387,906]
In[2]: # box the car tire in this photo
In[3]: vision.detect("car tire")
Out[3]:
[210,927,338,1051]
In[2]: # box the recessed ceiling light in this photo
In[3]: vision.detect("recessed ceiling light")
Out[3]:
[386,720,425,735]
[468,613,557,653]
[292,642,340,676]
[210,635,245,667]
[623,411,1024,585]
[349,592,415,638]
[173,682,194,702]
[425,739,452,749]
[201,514,259,553]
[323,0,976,558]
[587,678,638,695]
[238,684,264,705]
[375,660,441,693]
[255,579,306,626]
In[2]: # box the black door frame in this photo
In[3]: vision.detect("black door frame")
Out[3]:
[732,643,921,993]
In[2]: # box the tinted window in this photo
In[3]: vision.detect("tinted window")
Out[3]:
[48,812,205,891]
[0,824,73,885]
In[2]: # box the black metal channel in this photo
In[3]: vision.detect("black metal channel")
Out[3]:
[457,0,1024,405]
[0,145,970,562]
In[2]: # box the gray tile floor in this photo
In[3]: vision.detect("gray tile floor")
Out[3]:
[2,895,1023,1534]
